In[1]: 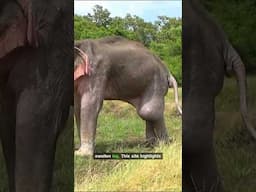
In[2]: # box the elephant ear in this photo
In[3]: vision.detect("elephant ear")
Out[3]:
[80,40,94,75]
[0,2,27,58]
[74,42,93,79]
[74,63,86,81]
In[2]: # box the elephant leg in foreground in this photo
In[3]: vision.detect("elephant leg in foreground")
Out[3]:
[14,87,68,192]
[75,76,105,156]
[183,98,223,192]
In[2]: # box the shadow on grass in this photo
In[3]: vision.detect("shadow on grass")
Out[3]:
[95,138,155,152]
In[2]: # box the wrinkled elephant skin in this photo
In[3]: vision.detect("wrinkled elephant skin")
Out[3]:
[0,1,73,192]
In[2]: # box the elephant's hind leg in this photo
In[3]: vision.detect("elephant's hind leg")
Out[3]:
[145,118,169,146]
[137,96,169,145]
[145,121,157,145]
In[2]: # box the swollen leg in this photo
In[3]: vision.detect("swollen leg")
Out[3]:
[137,97,169,144]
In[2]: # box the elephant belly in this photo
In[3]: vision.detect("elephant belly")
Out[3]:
[104,77,149,100]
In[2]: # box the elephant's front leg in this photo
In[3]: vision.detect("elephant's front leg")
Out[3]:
[15,88,64,192]
[75,77,105,156]
[74,91,81,150]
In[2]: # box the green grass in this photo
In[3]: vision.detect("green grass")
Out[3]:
[0,111,74,192]
[75,89,182,192]
[214,75,256,192]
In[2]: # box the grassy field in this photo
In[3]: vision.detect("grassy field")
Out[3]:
[74,89,182,192]
[0,111,74,192]
[214,76,256,192]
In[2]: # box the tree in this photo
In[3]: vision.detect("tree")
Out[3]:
[201,0,256,73]
[88,5,112,28]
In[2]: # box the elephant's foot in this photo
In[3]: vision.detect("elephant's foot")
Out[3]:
[144,136,172,147]
[143,138,157,148]
[159,135,172,145]
[75,142,94,156]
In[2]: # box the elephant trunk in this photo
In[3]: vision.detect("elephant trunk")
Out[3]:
[226,45,256,140]
[168,73,182,115]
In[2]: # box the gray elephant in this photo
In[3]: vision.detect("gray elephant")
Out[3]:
[183,0,256,191]
[0,1,73,192]
[74,36,181,156]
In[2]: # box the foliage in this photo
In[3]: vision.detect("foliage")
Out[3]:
[74,5,182,84]
[201,0,256,73]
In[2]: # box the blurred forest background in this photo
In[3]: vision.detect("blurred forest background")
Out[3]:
[201,0,256,73]
[74,5,182,83]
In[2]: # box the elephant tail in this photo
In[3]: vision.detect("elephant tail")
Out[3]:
[168,73,182,115]
[224,43,256,140]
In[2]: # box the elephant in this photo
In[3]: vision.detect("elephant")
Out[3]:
[74,36,181,156]
[183,0,256,191]
[0,1,73,192]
